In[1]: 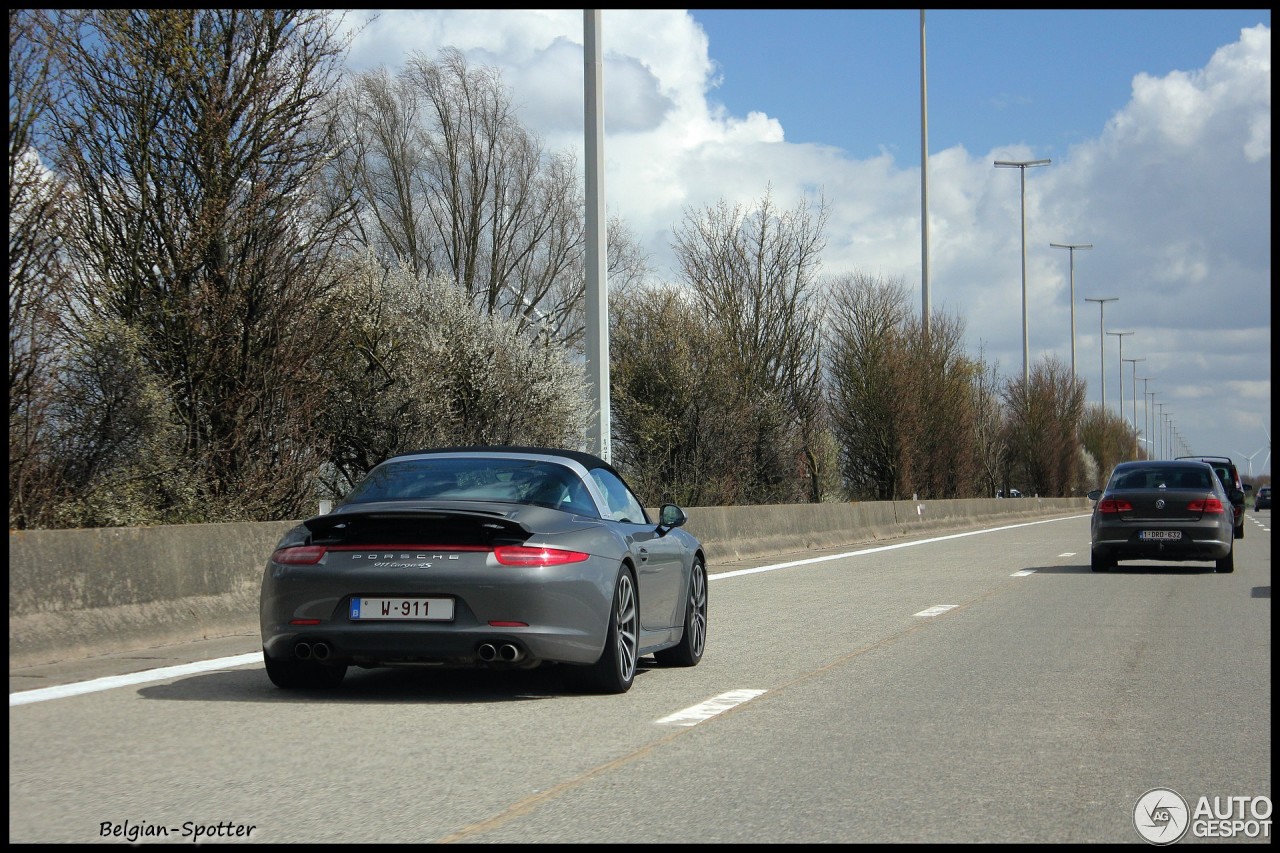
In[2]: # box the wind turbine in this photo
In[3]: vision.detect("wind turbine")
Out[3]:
[1238,447,1261,478]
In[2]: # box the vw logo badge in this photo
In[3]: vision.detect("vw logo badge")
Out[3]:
[1155,499,1166,509]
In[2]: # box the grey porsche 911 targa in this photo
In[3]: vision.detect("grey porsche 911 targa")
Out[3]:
[260,446,707,694]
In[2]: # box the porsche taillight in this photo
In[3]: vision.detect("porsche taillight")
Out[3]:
[492,545,590,566]
[271,545,327,565]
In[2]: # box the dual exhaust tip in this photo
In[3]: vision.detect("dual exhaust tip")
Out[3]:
[293,641,331,661]
[477,642,524,663]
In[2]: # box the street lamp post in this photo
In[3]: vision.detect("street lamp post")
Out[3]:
[1123,357,1144,457]
[1107,330,1133,420]
[995,158,1051,386]
[1138,377,1154,459]
[1147,390,1159,459]
[1155,402,1165,459]
[1050,242,1092,379]
[1085,296,1118,410]
[1122,357,1145,433]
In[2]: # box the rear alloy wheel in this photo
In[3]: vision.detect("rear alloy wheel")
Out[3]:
[263,650,347,689]
[1216,547,1235,574]
[654,557,708,667]
[576,566,639,694]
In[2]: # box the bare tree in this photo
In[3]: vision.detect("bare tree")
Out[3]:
[826,272,913,500]
[609,284,769,506]
[970,345,1009,498]
[672,187,828,501]
[900,310,982,498]
[9,9,71,527]
[335,49,651,349]
[1078,403,1135,489]
[40,10,357,522]
[1001,354,1086,497]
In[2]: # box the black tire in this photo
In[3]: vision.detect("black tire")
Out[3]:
[263,650,347,689]
[1235,523,1244,540]
[1090,549,1110,572]
[1216,547,1235,574]
[654,557,708,667]
[574,566,639,695]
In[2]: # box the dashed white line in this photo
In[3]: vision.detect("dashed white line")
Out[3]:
[656,689,767,726]
[914,604,959,619]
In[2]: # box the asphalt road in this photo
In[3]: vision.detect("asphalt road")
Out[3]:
[9,510,1271,844]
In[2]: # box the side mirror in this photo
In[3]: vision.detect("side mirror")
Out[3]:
[1086,489,1103,502]
[658,504,687,530]
[1229,489,1246,504]
[1243,483,1253,492]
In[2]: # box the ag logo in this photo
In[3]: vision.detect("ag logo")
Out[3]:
[1134,787,1189,845]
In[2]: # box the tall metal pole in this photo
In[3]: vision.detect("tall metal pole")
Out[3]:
[920,10,930,340]
[1157,404,1166,459]
[1107,331,1133,420]
[1138,377,1154,459]
[1147,389,1159,460]
[583,11,609,461]
[1123,356,1144,456]
[1050,242,1092,379]
[995,159,1050,386]
[1122,357,1144,432]
[1084,296,1118,410]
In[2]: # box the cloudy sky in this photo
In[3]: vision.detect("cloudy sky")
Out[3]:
[338,9,1272,478]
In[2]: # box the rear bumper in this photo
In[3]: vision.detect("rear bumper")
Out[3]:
[1091,531,1232,562]
[262,622,603,667]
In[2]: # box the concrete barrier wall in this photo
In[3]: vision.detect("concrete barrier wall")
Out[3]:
[8,498,1087,668]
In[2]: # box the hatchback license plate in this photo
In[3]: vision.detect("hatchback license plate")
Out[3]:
[351,597,455,621]
[1139,530,1182,541]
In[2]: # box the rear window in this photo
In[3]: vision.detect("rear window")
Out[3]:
[343,458,598,515]
[1112,468,1212,490]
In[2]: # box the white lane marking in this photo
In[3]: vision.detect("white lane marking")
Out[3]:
[9,653,261,707]
[709,514,1091,580]
[656,689,767,726]
[914,604,959,618]
[1059,552,1076,556]
[1011,569,1036,576]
